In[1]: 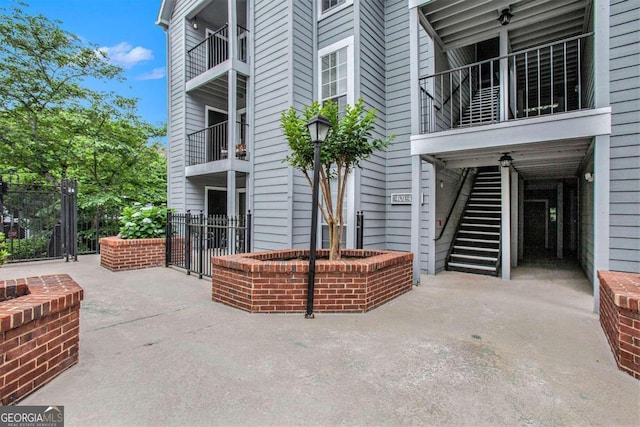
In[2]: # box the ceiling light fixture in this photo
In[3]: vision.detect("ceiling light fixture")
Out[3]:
[498,8,513,26]
[499,153,513,168]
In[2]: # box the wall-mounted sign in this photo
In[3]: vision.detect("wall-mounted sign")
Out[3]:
[391,193,412,205]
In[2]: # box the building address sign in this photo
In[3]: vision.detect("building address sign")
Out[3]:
[390,193,412,205]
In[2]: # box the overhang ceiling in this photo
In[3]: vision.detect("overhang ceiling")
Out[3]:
[420,0,592,52]
[426,138,593,180]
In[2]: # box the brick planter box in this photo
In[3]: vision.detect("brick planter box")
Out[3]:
[1,274,84,404]
[598,271,640,380]
[100,236,165,272]
[212,249,413,313]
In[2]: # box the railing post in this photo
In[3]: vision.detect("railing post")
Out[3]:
[185,210,192,275]
[356,211,364,250]
[165,211,172,267]
[198,211,204,279]
[246,210,252,253]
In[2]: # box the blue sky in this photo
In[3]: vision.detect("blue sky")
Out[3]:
[4,0,167,127]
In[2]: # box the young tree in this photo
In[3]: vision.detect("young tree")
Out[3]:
[281,99,392,260]
[0,2,122,179]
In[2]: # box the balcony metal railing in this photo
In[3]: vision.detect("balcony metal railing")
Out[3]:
[187,121,249,167]
[419,33,594,134]
[187,24,249,81]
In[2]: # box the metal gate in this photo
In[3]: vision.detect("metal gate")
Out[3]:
[166,211,252,278]
[0,175,78,262]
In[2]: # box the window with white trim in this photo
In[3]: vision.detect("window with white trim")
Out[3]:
[321,47,348,115]
[317,37,355,249]
[322,0,345,13]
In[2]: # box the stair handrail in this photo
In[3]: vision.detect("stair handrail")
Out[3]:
[435,168,472,241]
[440,72,470,113]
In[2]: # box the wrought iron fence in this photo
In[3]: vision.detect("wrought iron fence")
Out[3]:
[77,206,121,254]
[0,175,77,262]
[166,211,252,278]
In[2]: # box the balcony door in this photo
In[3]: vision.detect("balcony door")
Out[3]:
[206,107,228,161]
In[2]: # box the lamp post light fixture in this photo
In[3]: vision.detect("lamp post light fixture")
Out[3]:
[305,114,333,319]
[499,152,513,168]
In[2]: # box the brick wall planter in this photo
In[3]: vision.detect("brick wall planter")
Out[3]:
[1,274,84,404]
[99,236,165,272]
[598,271,640,380]
[212,249,413,313]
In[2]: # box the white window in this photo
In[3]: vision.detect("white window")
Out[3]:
[316,37,356,248]
[321,47,348,114]
[322,0,345,13]
[318,0,353,20]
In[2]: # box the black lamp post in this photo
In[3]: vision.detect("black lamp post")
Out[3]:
[305,114,332,319]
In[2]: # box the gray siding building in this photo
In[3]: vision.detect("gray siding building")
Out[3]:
[157,0,639,311]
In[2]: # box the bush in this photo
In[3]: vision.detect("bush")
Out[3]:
[0,233,8,266]
[4,236,48,261]
[119,203,167,239]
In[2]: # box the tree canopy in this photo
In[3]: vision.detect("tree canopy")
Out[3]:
[0,1,166,209]
[281,99,392,260]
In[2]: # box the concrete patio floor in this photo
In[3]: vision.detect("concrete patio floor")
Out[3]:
[2,255,638,426]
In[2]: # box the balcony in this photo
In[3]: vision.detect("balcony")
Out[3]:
[419,34,595,134]
[186,24,249,82]
[187,121,249,168]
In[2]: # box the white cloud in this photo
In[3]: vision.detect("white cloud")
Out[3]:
[98,42,153,68]
[136,67,166,81]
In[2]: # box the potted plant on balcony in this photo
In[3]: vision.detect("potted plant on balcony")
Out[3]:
[99,203,168,271]
[211,99,413,314]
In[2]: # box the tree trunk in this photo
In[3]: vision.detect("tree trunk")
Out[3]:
[328,221,341,260]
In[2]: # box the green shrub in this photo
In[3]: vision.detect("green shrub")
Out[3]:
[0,233,8,266]
[119,203,167,239]
[4,236,48,261]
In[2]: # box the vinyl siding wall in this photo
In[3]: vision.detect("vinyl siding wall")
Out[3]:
[252,0,291,251]
[384,0,414,254]
[291,1,315,248]
[359,0,387,248]
[609,0,640,273]
[318,5,354,50]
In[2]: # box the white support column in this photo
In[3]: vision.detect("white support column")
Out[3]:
[411,155,423,283]
[427,162,436,276]
[557,182,564,259]
[501,165,511,279]
[592,0,610,314]
[227,171,236,218]
[593,135,610,313]
[518,178,524,262]
[228,69,238,167]
[510,169,518,267]
[409,6,420,136]
[499,28,509,122]
[229,0,237,61]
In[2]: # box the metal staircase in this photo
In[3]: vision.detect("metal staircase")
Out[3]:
[446,167,501,276]
[458,86,500,127]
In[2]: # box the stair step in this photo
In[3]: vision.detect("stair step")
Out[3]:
[448,262,496,271]
[468,204,501,208]
[456,237,500,244]
[466,210,501,215]
[453,245,499,252]
[463,216,501,222]
[459,230,500,236]
[460,223,500,228]
[450,253,498,262]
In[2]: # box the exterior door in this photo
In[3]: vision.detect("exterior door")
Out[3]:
[206,109,228,161]
[524,201,548,258]
[207,188,227,248]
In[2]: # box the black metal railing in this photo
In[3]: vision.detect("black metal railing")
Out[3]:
[0,175,77,263]
[187,25,229,80]
[187,121,249,166]
[237,25,249,63]
[166,210,252,279]
[355,211,364,249]
[186,24,249,81]
[77,206,121,254]
[419,33,594,133]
